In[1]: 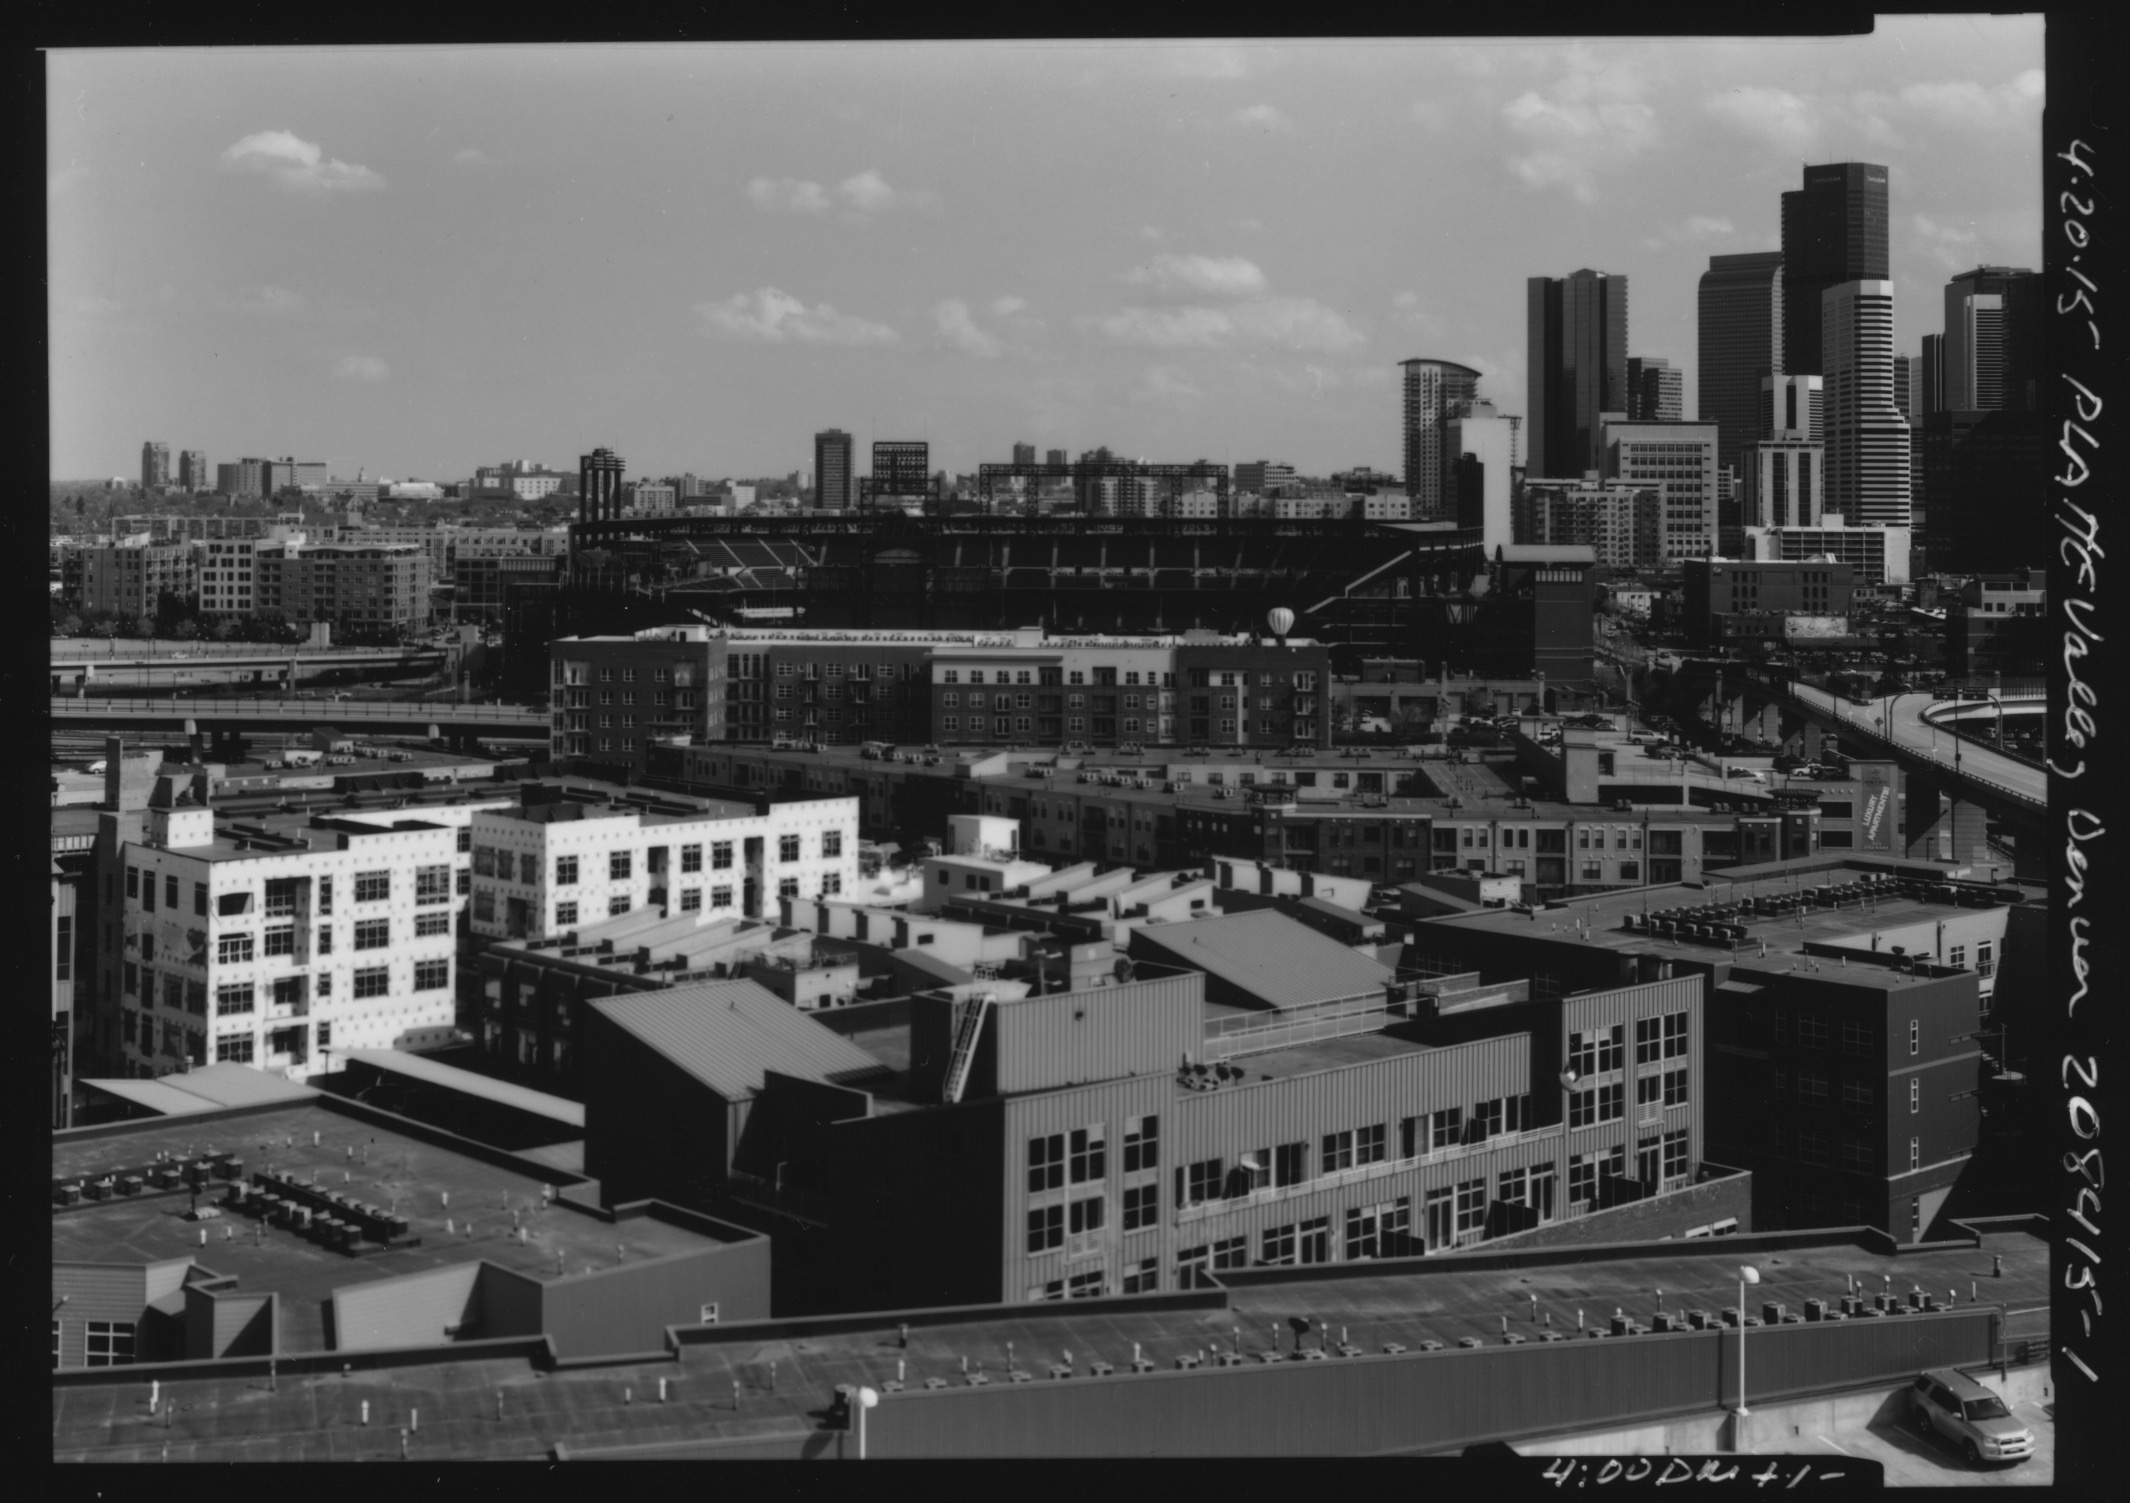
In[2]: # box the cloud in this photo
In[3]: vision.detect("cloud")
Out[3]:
[1700,85,1818,151]
[48,165,89,200]
[1130,364,1204,407]
[1892,70,2044,129]
[1503,83,1659,202]
[228,284,306,317]
[1225,103,1293,133]
[696,287,899,346]
[1090,296,1364,354]
[1391,291,1447,343]
[744,169,929,218]
[991,296,1029,317]
[1641,215,1736,250]
[1409,99,1454,133]
[452,147,492,169]
[932,299,1005,358]
[218,130,385,194]
[333,355,390,382]
[1911,212,1983,270]
[1125,253,1269,298]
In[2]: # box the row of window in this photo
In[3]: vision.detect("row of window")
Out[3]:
[480,834,842,886]
[1173,1097,1537,1208]
[1773,1126,1920,1173]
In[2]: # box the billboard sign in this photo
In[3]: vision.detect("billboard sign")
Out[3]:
[1855,762,1895,852]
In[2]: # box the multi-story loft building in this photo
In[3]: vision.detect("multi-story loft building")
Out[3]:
[1947,571,2046,679]
[1598,419,1718,561]
[1398,359,1482,519]
[1821,280,1911,528]
[1680,559,1855,649]
[1414,857,2026,1240]
[581,901,1728,1312]
[465,783,859,942]
[53,810,99,1130]
[577,448,626,524]
[719,632,937,748]
[92,776,493,1085]
[216,458,269,500]
[548,625,730,772]
[196,538,279,620]
[1625,356,1682,423]
[814,430,855,511]
[1011,443,1037,468]
[453,552,565,625]
[1514,477,1660,569]
[1233,460,1299,498]
[1697,251,1785,485]
[1526,270,1628,478]
[1738,522,1911,591]
[625,481,677,517]
[179,449,210,492]
[253,542,431,633]
[79,539,200,619]
[1780,163,1889,379]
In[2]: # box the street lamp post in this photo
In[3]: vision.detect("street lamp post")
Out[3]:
[1736,1265,1761,1416]
[854,1385,879,1459]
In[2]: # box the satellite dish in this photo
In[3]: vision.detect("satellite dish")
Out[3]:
[1113,957,1136,983]
[1267,606,1295,638]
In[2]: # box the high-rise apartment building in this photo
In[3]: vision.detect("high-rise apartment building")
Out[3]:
[1740,439,1825,530]
[1011,442,1037,468]
[140,442,171,492]
[179,450,210,492]
[1527,270,1628,479]
[1399,359,1482,519]
[1779,163,1889,377]
[1234,460,1297,497]
[1446,402,1522,553]
[1599,418,1719,561]
[1625,357,1683,422]
[1943,266,2042,414]
[813,430,855,510]
[1759,375,1824,441]
[549,625,729,772]
[1513,477,1661,568]
[216,458,268,499]
[1917,335,1944,417]
[1822,280,1911,527]
[1697,251,1785,487]
[1044,448,1068,470]
[578,448,626,524]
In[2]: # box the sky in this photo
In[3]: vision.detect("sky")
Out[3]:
[48,22,2046,484]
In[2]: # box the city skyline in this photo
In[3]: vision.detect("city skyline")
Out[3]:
[50,26,2042,482]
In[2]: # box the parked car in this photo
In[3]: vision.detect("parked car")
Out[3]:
[1772,754,1806,772]
[1724,766,1767,783]
[1908,1369,2034,1466]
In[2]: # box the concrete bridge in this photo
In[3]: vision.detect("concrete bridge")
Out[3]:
[49,696,547,758]
[50,644,447,695]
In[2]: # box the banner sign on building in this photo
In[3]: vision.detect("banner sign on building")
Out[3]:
[1855,763,1895,852]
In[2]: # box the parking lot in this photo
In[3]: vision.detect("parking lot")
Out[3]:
[1769,1394,2052,1487]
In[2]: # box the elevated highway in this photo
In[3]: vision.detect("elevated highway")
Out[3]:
[1784,683,2044,811]
[50,696,547,755]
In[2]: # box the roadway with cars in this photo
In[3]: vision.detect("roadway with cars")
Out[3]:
[1784,682,2044,809]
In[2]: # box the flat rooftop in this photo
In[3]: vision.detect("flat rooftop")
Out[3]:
[52,1225,2048,1461]
[53,1102,728,1354]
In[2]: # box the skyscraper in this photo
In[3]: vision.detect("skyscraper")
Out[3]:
[1943,266,2042,413]
[1626,357,1683,422]
[1526,270,1628,479]
[1399,358,1481,519]
[179,450,209,492]
[1779,163,1890,377]
[140,441,170,492]
[813,429,854,511]
[1697,251,1785,485]
[1821,281,1910,527]
[577,447,625,524]
[1759,375,1824,442]
[1446,402,1521,553]
[1044,448,1067,470]
[1917,334,1945,417]
[1011,442,1036,468]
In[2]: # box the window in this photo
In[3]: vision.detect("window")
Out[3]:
[1637,1072,1661,1109]
[1069,1125,1106,1183]
[1636,1016,1661,1065]
[1356,1122,1387,1164]
[1298,1217,1331,1264]
[713,842,733,870]
[1123,1114,1158,1172]
[1567,1030,1598,1078]
[1026,1204,1063,1254]
[1976,939,1995,979]
[1662,1130,1689,1181]
[551,900,578,928]
[354,871,389,903]
[1120,1257,1159,1295]
[1909,1136,1921,1172]
[1909,1077,1920,1114]
[1274,1141,1307,1187]
[1068,1194,1105,1241]
[1663,1011,1688,1059]
[217,933,254,964]
[126,866,139,900]
[414,959,449,991]
[1598,1025,1624,1072]
[457,870,470,896]
[1796,1014,1829,1050]
[1430,1107,1461,1151]
[1067,1269,1106,1299]
[263,925,295,957]
[1467,1100,1503,1144]
[1796,1132,1830,1165]
[1841,1079,1871,1114]
[353,967,390,999]
[1569,1154,1595,1205]
[609,851,632,881]
[1182,1157,1224,1206]
[415,912,450,938]
[823,831,843,858]
[215,983,254,1016]
[711,886,733,909]
[85,1321,136,1368]
[1321,1129,1355,1173]
[1122,1182,1159,1230]
[1028,1134,1065,1193]
[353,919,389,950]
[194,882,208,916]
[609,895,633,917]
[1909,1019,1920,1057]
[1177,1246,1211,1289]
[415,866,450,906]
[1663,1068,1689,1107]
[1798,1071,1829,1102]
[1455,1178,1487,1235]
[554,855,578,886]
[779,835,801,862]
[1841,1137,1872,1173]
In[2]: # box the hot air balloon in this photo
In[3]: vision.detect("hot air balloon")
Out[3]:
[1267,607,1295,640]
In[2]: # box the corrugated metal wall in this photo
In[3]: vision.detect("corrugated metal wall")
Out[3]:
[540,1242,772,1359]
[477,1264,547,1343]
[52,1262,152,1369]
[868,1309,1996,1458]
[993,973,1204,1096]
